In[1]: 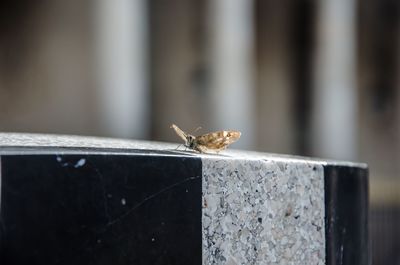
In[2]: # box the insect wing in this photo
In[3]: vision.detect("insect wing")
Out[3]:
[171,124,188,142]
[196,130,241,150]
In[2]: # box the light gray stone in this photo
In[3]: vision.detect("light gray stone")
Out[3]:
[202,157,325,265]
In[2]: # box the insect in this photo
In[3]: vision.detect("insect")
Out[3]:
[170,124,241,153]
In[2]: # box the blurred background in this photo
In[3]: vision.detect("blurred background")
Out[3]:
[0,0,399,263]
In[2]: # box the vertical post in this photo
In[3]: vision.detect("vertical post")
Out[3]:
[207,0,256,149]
[94,0,149,139]
[150,0,204,141]
[311,0,357,160]
[255,0,296,154]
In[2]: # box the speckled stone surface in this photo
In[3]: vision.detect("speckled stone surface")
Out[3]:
[202,157,325,265]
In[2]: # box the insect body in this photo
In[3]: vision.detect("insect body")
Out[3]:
[170,124,241,153]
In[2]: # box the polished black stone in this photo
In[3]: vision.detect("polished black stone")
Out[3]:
[324,165,369,265]
[0,153,202,265]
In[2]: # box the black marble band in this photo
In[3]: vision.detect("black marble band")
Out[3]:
[0,154,202,265]
[324,165,369,265]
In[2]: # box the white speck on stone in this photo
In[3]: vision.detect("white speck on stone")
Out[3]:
[56,156,62,162]
[151,238,155,242]
[74,158,86,168]
[121,198,126,205]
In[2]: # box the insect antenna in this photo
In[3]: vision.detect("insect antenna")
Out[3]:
[193,126,202,134]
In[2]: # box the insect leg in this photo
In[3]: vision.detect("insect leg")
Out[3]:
[175,144,183,150]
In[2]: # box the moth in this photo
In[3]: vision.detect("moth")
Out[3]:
[170,124,241,153]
